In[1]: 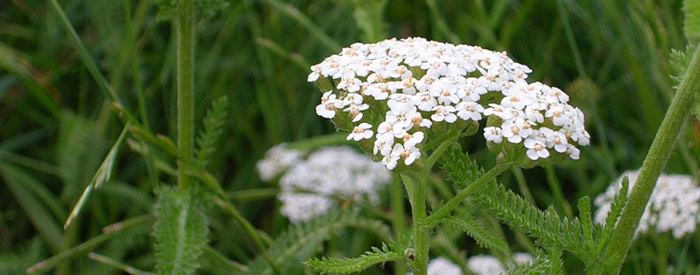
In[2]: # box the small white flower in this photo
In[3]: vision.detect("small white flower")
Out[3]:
[545,104,569,126]
[524,138,549,160]
[392,143,421,165]
[347,123,374,141]
[545,129,568,153]
[413,92,438,112]
[483,126,503,144]
[456,101,484,121]
[431,105,457,123]
[316,91,338,119]
[403,131,425,148]
[382,153,399,170]
[373,138,394,157]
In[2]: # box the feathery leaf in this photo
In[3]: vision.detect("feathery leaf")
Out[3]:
[443,214,510,255]
[196,96,229,169]
[305,242,401,274]
[242,211,372,275]
[473,182,586,258]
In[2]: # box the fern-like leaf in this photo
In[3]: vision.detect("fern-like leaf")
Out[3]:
[473,182,586,258]
[439,144,482,189]
[506,254,550,275]
[305,242,401,274]
[153,187,209,275]
[594,176,629,256]
[196,96,229,169]
[242,211,373,275]
[577,196,594,258]
[443,214,509,255]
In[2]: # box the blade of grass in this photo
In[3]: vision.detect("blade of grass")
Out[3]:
[0,162,63,252]
[47,0,138,123]
[88,252,155,275]
[26,215,153,274]
[261,0,341,52]
[64,122,130,229]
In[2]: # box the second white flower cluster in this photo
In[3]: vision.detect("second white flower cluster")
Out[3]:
[257,145,391,223]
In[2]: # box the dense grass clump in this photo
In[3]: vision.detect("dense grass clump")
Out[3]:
[1,0,699,274]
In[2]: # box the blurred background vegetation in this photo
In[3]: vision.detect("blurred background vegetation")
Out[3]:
[1,0,699,274]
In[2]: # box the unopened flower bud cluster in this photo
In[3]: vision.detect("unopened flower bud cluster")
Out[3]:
[309,37,589,170]
[257,145,390,223]
[594,170,700,238]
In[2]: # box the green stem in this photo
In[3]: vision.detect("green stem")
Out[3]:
[390,175,407,275]
[402,173,428,275]
[425,162,513,226]
[604,45,700,274]
[176,0,195,189]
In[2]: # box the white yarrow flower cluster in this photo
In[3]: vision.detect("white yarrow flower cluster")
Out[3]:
[309,37,589,170]
[594,170,700,239]
[258,146,390,223]
[408,257,462,275]
[255,143,305,181]
[467,253,534,275]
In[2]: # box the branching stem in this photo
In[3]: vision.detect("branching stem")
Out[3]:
[425,162,513,227]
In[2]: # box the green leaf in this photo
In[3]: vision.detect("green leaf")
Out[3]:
[305,243,401,274]
[153,187,209,275]
[684,0,700,43]
[443,214,510,255]
[473,181,586,258]
[506,253,550,275]
[196,96,228,169]
[577,196,594,255]
[241,211,367,275]
[439,143,482,189]
[594,176,629,256]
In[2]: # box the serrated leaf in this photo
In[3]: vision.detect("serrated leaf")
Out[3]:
[242,211,372,275]
[439,144,482,189]
[305,243,401,274]
[595,176,629,256]
[196,96,228,169]
[153,187,209,275]
[685,0,700,43]
[443,214,509,255]
[506,253,550,275]
[577,196,594,255]
[473,181,586,259]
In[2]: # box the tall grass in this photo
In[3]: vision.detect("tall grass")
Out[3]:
[1,0,698,274]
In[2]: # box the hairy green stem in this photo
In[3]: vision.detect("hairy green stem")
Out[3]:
[604,45,700,274]
[425,162,513,226]
[402,173,428,275]
[176,0,195,189]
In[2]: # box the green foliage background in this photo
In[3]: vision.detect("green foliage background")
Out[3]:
[1,0,699,274]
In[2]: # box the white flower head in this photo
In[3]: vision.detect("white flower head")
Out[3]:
[308,38,588,170]
[272,146,390,222]
[594,170,700,238]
